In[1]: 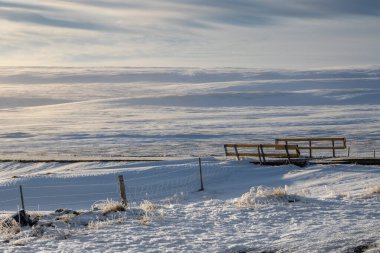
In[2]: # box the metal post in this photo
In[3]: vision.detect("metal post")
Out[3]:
[117,175,127,206]
[198,158,204,191]
[19,185,25,210]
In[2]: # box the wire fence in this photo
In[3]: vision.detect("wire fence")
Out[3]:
[0,158,232,212]
[346,139,379,158]
[1,140,378,213]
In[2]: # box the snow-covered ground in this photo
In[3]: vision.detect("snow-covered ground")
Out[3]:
[0,67,380,252]
[0,67,379,158]
[0,159,379,252]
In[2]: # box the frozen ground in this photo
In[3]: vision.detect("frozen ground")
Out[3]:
[0,67,379,157]
[0,159,379,252]
[0,67,379,252]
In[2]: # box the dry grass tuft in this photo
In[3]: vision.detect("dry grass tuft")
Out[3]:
[87,218,123,230]
[368,185,380,195]
[140,200,157,213]
[256,185,289,198]
[236,191,256,208]
[0,218,21,236]
[10,237,33,246]
[92,199,126,214]
[138,215,152,226]
[56,214,77,223]
[137,200,161,226]
[257,186,289,198]
[235,185,296,208]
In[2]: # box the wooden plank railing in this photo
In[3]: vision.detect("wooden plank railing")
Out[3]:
[224,144,300,163]
[275,137,347,158]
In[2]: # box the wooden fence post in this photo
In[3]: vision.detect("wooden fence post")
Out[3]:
[285,144,291,164]
[198,158,204,191]
[257,146,262,165]
[309,140,312,158]
[234,145,240,160]
[223,145,228,156]
[259,144,266,164]
[332,140,336,158]
[19,185,25,210]
[118,175,127,206]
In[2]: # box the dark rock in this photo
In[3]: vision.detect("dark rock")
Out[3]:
[351,243,377,253]
[55,209,80,215]
[11,210,34,227]
[344,242,378,253]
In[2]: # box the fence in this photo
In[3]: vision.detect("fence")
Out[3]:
[346,139,378,158]
[275,137,346,158]
[224,143,300,162]
[0,158,232,212]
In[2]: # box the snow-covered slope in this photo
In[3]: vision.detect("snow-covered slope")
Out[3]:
[0,159,379,252]
[0,67,379,158]
[0,67,379,252]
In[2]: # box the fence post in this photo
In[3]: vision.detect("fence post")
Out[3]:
[117,175,127,206]
[223,145,228,156]
[259,144,266,164]
[257,146,262,165]
[19,185,25,210]
[347,147,350,157]
[309,140,312,158]
[234,145,240,160]
[332,140,336,158]
[198,158,204,191]
[285,144,291,164]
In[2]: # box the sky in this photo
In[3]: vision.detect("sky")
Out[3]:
[1,0,380,69]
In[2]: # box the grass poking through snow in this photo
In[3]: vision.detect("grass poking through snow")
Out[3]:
[92,199,126,214]
[0,218,21,237]
[235,185,299,208]
[368,185,380,195]
[138,200,163,226]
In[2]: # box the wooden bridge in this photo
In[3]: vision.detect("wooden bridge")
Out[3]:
[224,137,380,166]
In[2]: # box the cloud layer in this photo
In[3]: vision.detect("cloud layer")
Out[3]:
[1,0,379,68]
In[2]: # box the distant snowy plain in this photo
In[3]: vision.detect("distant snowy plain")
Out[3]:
[0,67,379,157]
[0,67,380,252]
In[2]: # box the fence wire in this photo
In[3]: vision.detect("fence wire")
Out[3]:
[0,158,231,212]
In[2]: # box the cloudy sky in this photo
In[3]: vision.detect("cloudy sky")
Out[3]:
[1,0,380,68]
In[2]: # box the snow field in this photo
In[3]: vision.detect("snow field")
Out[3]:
[0,159,379,252]
[1,67,380,158]
[0,67,380,251]
[0,159,230,211]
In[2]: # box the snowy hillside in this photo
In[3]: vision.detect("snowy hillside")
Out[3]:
[0,67,380,252]
[0,67,380,158]
[0,159,379,252]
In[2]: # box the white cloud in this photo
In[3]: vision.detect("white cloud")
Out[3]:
[0,0,379,68]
